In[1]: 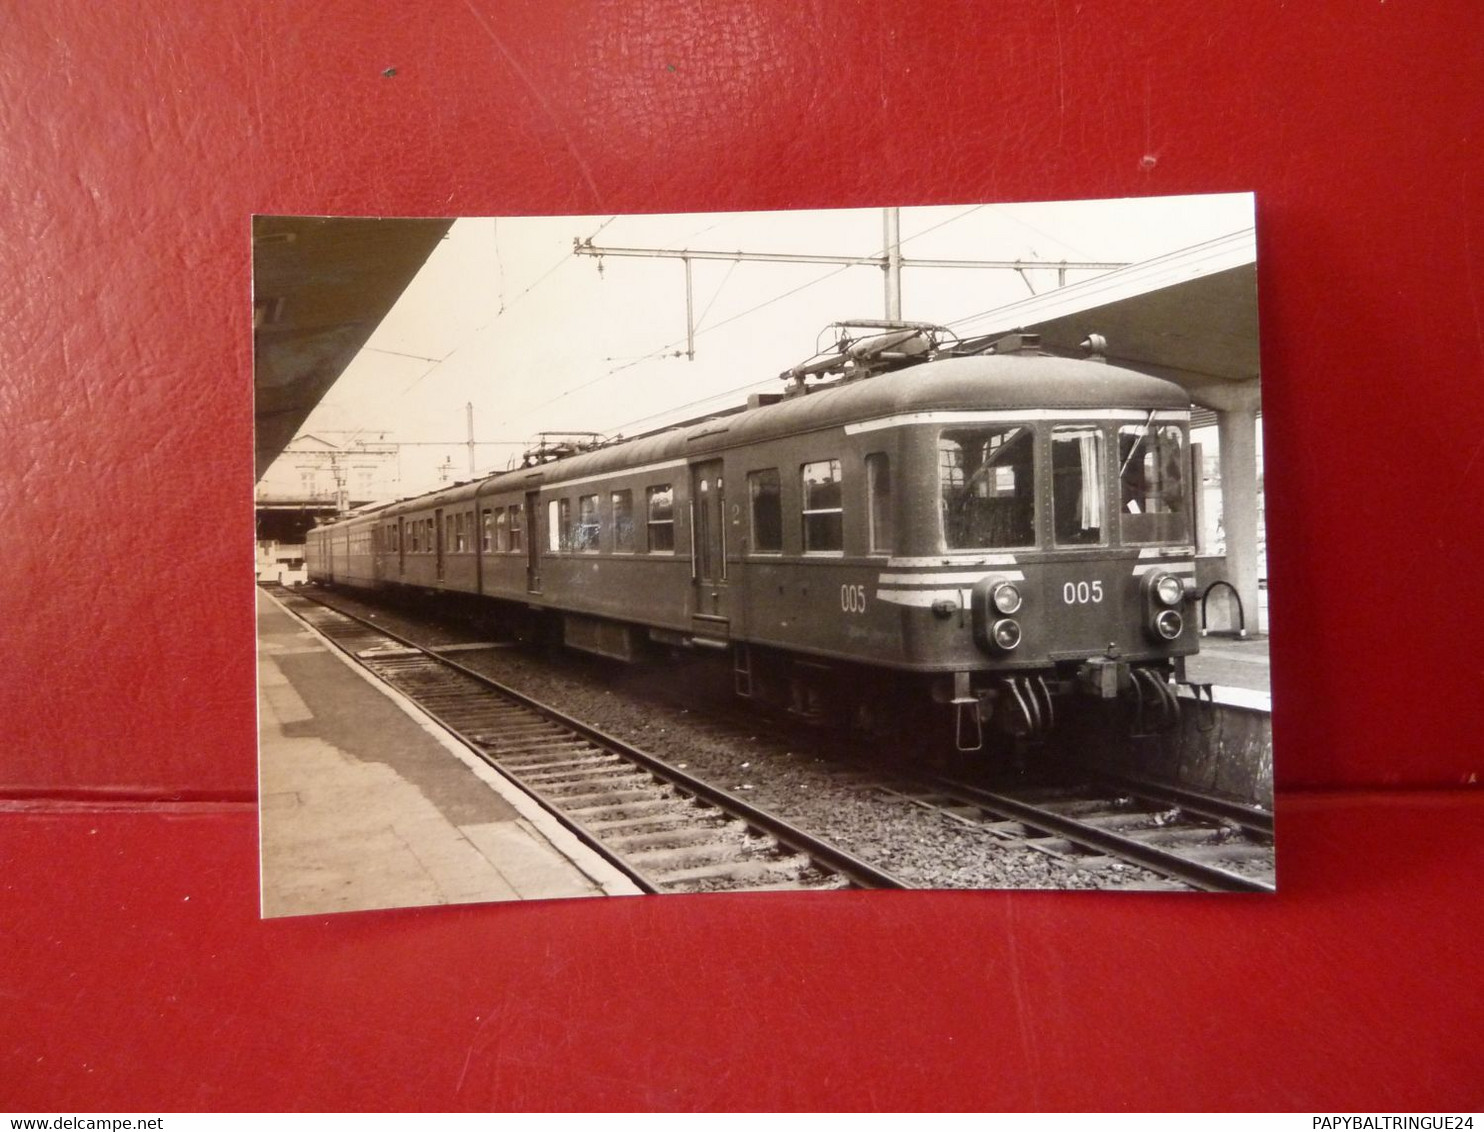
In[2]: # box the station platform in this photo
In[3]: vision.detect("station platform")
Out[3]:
[256,588,642,917]
[1183,632,1271,711]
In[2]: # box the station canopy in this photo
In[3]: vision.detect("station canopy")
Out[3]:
[253,216,452,479]
[971,229,1259,414]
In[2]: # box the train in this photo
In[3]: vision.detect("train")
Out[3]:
[305,322,1203,752]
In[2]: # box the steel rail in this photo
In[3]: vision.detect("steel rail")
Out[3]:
[921,773,1275,894]
[1086,771,1274,839]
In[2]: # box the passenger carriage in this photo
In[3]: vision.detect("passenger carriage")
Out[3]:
[306,326,1200,752]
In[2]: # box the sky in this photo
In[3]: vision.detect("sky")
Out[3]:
[286,192,1254,498]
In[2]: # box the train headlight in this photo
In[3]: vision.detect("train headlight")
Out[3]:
[1154,609,1183,640]
[991,581,1023,615]
[1154,574,1184,607]
[991,618,1022,650]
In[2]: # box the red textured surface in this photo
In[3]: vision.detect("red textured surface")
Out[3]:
[4,793,1481,1111]
[2,0,1482,1111]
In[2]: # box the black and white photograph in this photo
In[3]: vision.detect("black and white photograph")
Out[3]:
[253,193,1272,917]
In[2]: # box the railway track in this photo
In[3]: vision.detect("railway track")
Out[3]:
[621,682,1275,892]
[874,771,1274,892]
[270,587,906,895]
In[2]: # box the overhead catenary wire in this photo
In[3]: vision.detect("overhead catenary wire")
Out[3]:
[535,204,996,424]
[383,205,1006,448]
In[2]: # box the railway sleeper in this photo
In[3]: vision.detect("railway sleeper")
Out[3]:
[1028,797,1142,817]
[530,777,661,800]
[586,811,733,835]
[725,876,855,893]
[1175,844,1273,863]
[490,741,601,762]
[1134,826,1250,848]
[537,786,666,809]
[466,721,570,740]
[484,738,598,758]
[652,854,819,888]
[606,827,737,853]
[442,711,536,729]
[536,774,661,799]
[436,709,531,726]
[517,763,645,786]
[1068,811,1187,831]
[564,798,688,822]
[628,840,776,871]
[510,754,628,776]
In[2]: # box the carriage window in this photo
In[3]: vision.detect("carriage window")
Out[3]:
[508,503,524,553]
[939,426,1036,549]
[801,460,843,553]
[1118,422,1190,545]
[1052,426,1105,546]
[748,469,782,553]
[548,499,572,552]
[454,512,466,553]
[491,508,506,552]
[646,485,675,552]
[575,494,601,552]
[611,490,635,552]
[866,453,893,553]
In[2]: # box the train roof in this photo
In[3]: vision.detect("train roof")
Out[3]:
[369,352,1189,518]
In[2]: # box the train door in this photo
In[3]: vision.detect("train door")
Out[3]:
[525,490,541,593]
[435,507,446,582]
[689,460,728,634]
[398,517,406,578]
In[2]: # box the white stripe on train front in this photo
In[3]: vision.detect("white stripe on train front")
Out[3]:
[877,588,975,608]
[878,569,1025,586]
[1131,562,1196,577]
[885,554,1020,568]
[1136,546,1196,559]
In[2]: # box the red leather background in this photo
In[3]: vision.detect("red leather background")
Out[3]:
[3,0,1481,1111]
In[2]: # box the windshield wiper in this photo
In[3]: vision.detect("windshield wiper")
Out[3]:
[1118,409,1158,480]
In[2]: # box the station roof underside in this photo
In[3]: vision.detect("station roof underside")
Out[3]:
[253,216,452,479]
[968,229,1259,413]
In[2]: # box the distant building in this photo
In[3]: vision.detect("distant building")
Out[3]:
[255,433,400,559]
[256,433,400,511]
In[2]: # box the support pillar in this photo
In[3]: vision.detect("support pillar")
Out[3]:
[1215,407,1261,635]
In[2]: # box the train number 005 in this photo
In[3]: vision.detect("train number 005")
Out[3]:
[1062,580,1104,605]
[840,584,869,613]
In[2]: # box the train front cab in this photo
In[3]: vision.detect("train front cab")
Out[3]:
[879,407,1198,751]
